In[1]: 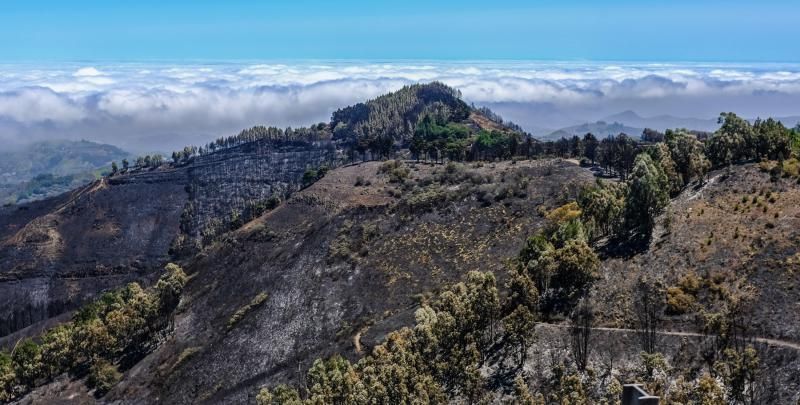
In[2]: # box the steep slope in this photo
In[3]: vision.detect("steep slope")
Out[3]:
[592,164,800,342]
[0,139,340,340]
[105,159,594,403]
[0,83,522,342]
[0,173,189,339]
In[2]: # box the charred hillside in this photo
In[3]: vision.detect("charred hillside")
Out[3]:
[109,159,593,403]
[0,139,341,339]
[5,85,800,404]
[0,83,520,341]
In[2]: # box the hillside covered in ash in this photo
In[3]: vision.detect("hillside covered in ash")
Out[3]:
[1,83,800,404]
[0,83,524,342]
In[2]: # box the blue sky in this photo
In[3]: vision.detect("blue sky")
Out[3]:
[1,2,799,152]
[1,0,799,62]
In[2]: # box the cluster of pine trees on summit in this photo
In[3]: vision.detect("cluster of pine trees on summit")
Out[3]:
[106,82,534,174]
[107,83,800,183]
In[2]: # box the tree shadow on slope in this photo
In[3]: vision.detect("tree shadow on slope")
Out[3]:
[595,232,651,260]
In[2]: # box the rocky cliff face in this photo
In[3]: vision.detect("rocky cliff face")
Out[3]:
[0,139,342,339]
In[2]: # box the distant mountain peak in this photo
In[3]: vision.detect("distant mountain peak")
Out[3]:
[604,110,644,122]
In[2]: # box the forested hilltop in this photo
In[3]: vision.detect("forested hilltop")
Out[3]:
[114,82,530,173]
[2,83,800,404]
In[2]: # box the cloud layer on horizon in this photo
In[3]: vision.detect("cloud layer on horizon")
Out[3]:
[1,61,800,152]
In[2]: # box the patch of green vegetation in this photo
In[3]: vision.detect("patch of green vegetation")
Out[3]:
[0,263,187,401]
[303,165,329,187]
[169,347,201,374]
[87,359,122,396]
[227,292,269,330]
[327,221,379,264]
[378,160,410,183]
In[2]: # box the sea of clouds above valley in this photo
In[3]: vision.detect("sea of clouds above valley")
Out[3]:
[0,61,799,152]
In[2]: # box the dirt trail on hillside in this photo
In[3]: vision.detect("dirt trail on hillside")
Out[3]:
[537,323,800,351]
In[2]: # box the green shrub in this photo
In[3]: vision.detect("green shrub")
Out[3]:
[666,286,695,315]
[227,292,269,330]
[400,186,448,213]
[302,168,319,186]
[354,176,370,186]
[87,359,122,397]
[379,160,411,183]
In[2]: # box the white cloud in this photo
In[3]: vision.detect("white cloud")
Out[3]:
[0,61,799,152]
[73,67,106,77]
[0,87,85,123]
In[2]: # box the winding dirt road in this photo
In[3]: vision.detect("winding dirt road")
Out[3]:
[537,323,800,351]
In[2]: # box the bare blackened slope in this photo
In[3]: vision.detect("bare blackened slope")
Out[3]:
[0,139,342,339]
[0,175,189,337]
[178,140,342,250]
[108,159,594,404]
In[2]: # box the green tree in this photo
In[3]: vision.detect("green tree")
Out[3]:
[518,234,556,293]
[665,130,710,188]
[550,371,589,405]
[87,359,122,396]
[578,180,625,240]
[551,218,588,248]
[715,346,760,404]
[598,134,638,179]
[110,161,118,175]
[0,351,15,402]
[39,324,76,378]
[156,263,187,317]
[548,239,600,309]
[360,328,445,404]
[623,153,670,240]
[706,112,752,167]
[646,143,681,196]
[695,373,726,405]
[11,339,43,388]
[753,117,792,161]
[73,317,116,361]
[503,305,537,367]
[513,376,540,405]
[583,133,599,164]
[506,267,539,312]
[306,355,367,404]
